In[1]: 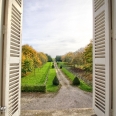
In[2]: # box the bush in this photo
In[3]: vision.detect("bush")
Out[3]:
[73,77,80,85]
[53,76,59,85]
[60,65,62,69]
[21,84,46,92]
[52,64,54,68]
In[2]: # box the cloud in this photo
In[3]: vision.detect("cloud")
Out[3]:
[22,0,92,57]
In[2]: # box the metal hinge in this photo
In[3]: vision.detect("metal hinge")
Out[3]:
[0,106,6,112]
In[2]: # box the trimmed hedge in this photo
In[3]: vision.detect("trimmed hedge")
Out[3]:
[21,84,46,92]
[60,65,62,69]
[73,77,80,85]
[53,76,59,85]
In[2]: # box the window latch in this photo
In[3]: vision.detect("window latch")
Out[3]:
[0,106,6,112]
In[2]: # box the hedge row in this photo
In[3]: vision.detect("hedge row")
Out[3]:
[21,85,46,92]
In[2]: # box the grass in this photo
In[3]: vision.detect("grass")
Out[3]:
[61,67,92,92]
[78,79,92,92]
[21,62,60,92]
[46,68,60,92]
[57,62,66,68]
[21,62,51,86]
[62,67,74,81]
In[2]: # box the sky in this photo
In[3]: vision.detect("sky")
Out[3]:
[22,0,93,58]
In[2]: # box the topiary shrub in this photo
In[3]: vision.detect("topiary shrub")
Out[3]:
[60,65,62,69]
[53,76,59,85]
[52,64,54,68]
[73,77,80,85]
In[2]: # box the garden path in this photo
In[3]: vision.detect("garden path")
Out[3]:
[21,62,92,110]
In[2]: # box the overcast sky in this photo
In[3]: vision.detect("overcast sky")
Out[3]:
[22,0,93,58]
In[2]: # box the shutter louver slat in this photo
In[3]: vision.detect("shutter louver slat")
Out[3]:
[95,87,105,96]
[15,0,21,7]
[94,59,106,114]
[94,0,105,12]
[9,75,19,81]
[10,4,21,58]
[8,60,20,114]
[11,34,20,41]
[10,72,19,78]
[95,97,105,106]
[9,105,18,116]
[95,90,105,98]
[9,90,19,99]
[95,11,105,58]
[9,86,19,94]
[11,29,20,37]
[95,102,105,113]
[9,96,18,105]
[95,99,105,110]
[11,37,20,44]
[11,26,20,35]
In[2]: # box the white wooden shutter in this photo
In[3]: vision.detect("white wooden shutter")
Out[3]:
[93,0,111,116]
[2,0,23,116]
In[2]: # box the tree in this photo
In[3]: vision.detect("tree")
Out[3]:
[38,52,48,64]
[46,54,52,62]
[55,55,62,62]
[22,44,49,76]
[22,58,33,76]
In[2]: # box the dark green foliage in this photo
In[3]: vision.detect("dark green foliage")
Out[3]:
[46,54,52,62]
[52,64,54,68]
[60,65,62,69]
[53,76,59,85]
[21,85,46,92]
[73,77,80,85]
[21,58,33,76]
[55,56,62,62]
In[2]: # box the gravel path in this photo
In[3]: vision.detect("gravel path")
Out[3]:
[21,62,92,110]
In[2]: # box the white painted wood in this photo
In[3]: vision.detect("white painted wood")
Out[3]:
[2,0,23,116]
[0,0,5,112]
[0,0,3,110]
[93,0,111,116]
[112,0,116,115]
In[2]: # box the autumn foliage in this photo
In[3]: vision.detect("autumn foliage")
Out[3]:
[61,41,93,72]
[21,44,51,76]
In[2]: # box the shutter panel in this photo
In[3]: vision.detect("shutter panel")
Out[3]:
[93,0,111,116]
[2,0,23,116]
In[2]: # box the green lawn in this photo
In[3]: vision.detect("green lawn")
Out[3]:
[21,62,60,92]
[57,62,66,68]
[22,62,51,86]
[46,68,60,92]
[62,67,74,81]
[61,67,92,92]
[21,62,51,92]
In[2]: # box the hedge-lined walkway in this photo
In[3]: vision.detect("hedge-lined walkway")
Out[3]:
[21,62,92,110]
